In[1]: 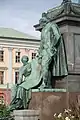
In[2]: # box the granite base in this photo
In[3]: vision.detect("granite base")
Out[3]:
[13,110,40,120]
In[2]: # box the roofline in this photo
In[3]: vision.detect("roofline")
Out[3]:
[0,36,40,42]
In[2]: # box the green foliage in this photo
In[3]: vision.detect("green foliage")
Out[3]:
[0,103,10,118]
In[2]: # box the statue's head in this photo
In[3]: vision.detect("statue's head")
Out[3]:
[21,55,29,65]
[39,12,49,28]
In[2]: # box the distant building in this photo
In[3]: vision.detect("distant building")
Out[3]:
[0,28,40,104]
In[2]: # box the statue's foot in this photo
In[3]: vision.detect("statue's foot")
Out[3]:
[44,85,52,89]
[38,83,46,91]
[38,84,52,90]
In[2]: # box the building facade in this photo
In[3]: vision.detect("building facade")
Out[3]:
[0,28,40,104]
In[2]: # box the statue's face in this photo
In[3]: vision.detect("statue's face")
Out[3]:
[22,56,29,65]
[40,21,47,28]
[42,22,47,28]
[39,17,47,28]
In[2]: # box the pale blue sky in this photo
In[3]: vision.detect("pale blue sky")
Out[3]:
[0,0,78,38]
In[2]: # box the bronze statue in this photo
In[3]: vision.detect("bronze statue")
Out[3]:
[9,13,68,111]
[9,56,32,111]
[38,13,68,88]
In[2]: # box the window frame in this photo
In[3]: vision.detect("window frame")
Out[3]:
[0,71,4,84]
[0,50,4,62]
[15,51,20,63]
[31,52,36,59]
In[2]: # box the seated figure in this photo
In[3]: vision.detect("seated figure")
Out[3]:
[9,55,32,111]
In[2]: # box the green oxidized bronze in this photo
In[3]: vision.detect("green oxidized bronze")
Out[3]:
[9,13,68,111]
[45,1,80,22]
[9,56,32,111]
[37,14,68,88]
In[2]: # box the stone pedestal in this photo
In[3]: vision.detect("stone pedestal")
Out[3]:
[29,91,80,120]
[13,110,40,120]
[55,74,80,92]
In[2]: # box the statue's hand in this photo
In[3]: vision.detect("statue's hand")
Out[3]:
[38,56,42,64]
[17,76,23,85]
[17,81,23,86]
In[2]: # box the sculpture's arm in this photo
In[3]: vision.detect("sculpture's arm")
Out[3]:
[17,68,23,85]
[38,47,43,58]
[47,23,61,57]
[50,23,61,48]
[27,63,32,73]
[39,41,44,52]
[37,45,43,64]
[22,63,32,77]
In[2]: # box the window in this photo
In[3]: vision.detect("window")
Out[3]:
[0,50,4,62]
[15,71,19,84]
[0,71,4,84]
[32,53,36,59]
[15,51,20,63]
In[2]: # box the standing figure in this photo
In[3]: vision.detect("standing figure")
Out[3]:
[38,13,68,88]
